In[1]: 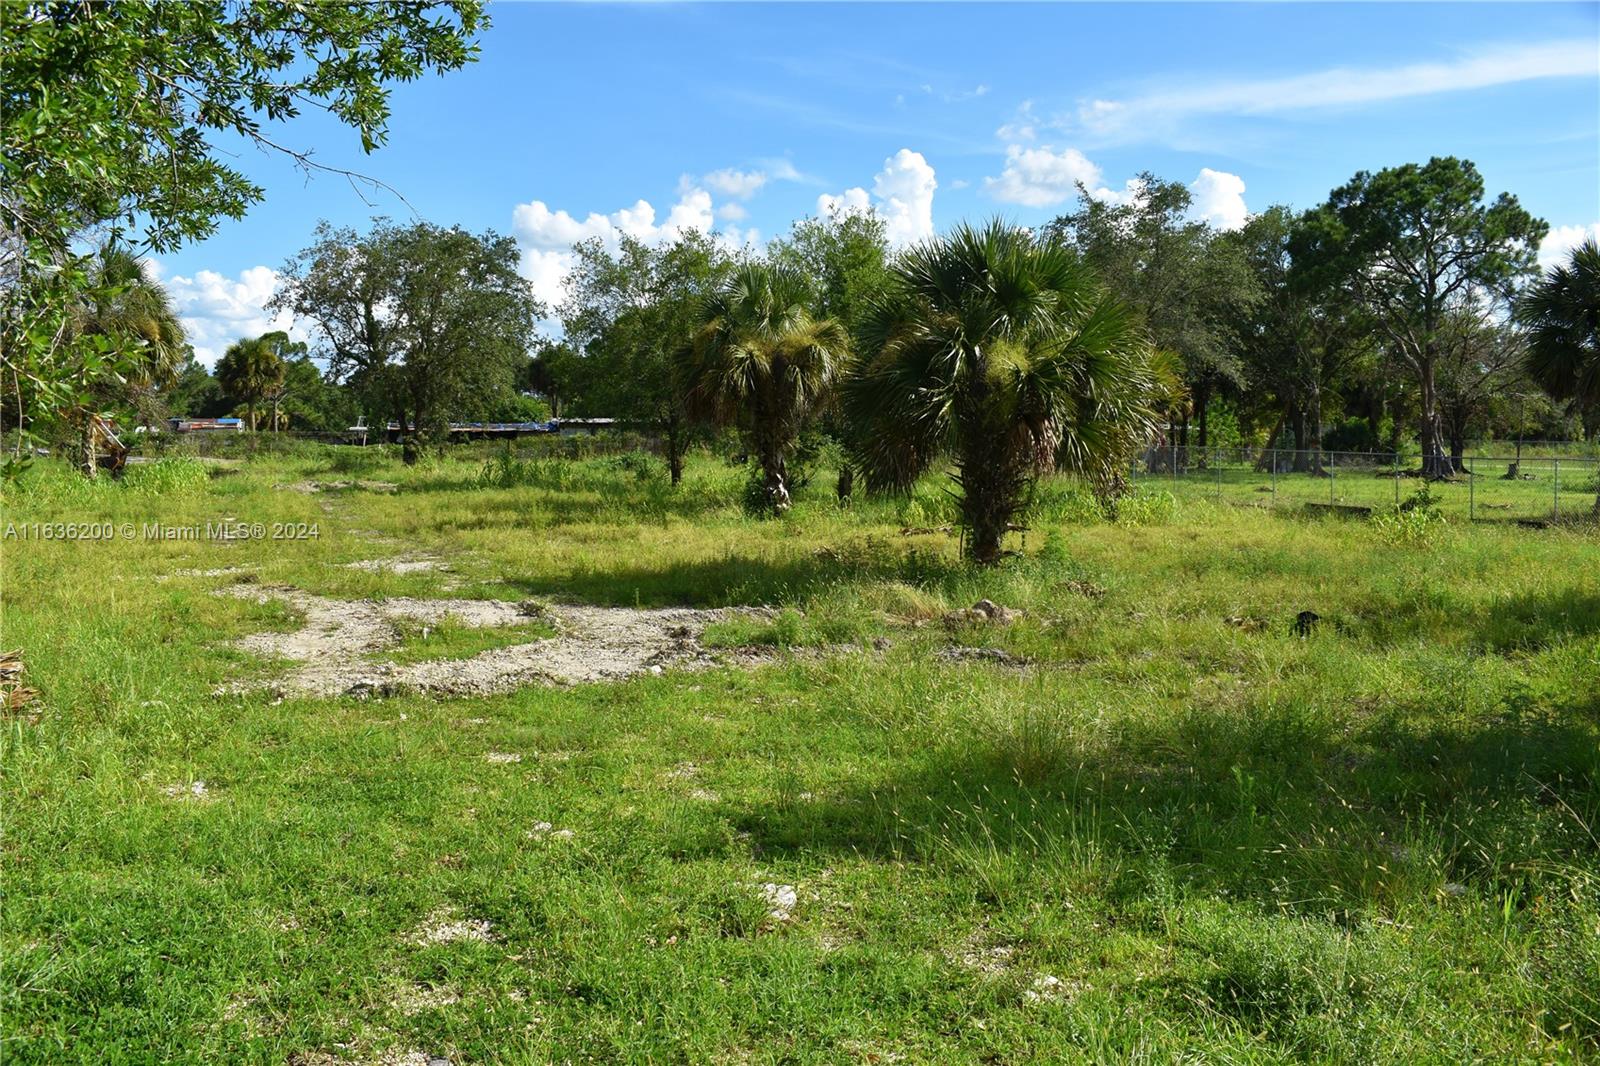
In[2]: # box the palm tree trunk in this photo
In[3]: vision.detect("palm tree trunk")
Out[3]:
[750,394,791,514]
[665,410,684,486]
[957,432,1017,565]
[758,438,790,513]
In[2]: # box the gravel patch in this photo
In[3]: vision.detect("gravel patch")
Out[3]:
[406,907,495,946]
[219,585,778,699]
[525,821,575,841]
[162,780,212,801]
[936,646,1031,667]
[1023,974,1082,1005]
[168,566,255,579]
[340,557,449,575]
[389,984,461,1015]
[281,479,398,494]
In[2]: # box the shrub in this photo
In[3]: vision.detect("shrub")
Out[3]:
[1371,485,1447,545]
[1109,488,1178,526]
[324,447,397,475]
[1202,399,1248,448]
[1320,414,1405,455]
[120,457,210,495]
[1030,481,1106,525]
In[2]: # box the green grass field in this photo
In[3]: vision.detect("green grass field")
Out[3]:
[1126,450,1599,526]
[3,447,1598,1064]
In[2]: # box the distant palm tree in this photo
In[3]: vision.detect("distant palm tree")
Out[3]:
[845,220,1161,562]
[79,244,187,417]
[215,336,285,432]
[1516,238,1599,513]
[679,262,849,513]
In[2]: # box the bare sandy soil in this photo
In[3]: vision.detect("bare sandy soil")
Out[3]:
[218,584,776,698]
[280,479,399,494]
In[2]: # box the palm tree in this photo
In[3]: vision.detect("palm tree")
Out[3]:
[679,262,849,513]
[1516,238,1600,513]
[79,246,188,396]
[845,220,1161,563]
[71,244,187,473]
[215,336,286,432]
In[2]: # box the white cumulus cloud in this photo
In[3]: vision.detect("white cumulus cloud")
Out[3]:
[819,149,939,246]
[983,144,1150,208]
[702,168,768,200]
[162,265,302,367]
[717,225,763,252]
[984,144,1104,208]
[984,145,1249,228]
[1188,168,1249,230]
[1539,222,1600,270]
[511,186,722,308]
[817,186,872,218]
[996,101,1039,143]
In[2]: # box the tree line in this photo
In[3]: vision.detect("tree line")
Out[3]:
[4,2,1596,548]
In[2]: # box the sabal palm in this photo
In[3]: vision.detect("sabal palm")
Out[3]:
[846,220,1160,562]
[680,262,849,513]
[79,244,187,420]
[1516,238,1600,512]
[216,337,284,432]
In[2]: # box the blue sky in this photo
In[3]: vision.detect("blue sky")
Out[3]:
[155,1,1600,364]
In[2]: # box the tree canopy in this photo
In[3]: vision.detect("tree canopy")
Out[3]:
[1292,157,1546,476]
[558,233,734,482]
[274,220,541,461]
[1,0,485,474]
[1046,175,1260,447]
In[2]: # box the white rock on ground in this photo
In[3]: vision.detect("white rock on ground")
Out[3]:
[759,883,798,921]
[525,822,575,841]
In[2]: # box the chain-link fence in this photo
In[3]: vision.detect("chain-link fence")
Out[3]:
[1130,446,1599,525]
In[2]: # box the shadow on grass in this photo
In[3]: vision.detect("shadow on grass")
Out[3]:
[729,695,1600,913]
[1475,588,1600,651]
[1336,580,1600,653]
[497,539,960,606]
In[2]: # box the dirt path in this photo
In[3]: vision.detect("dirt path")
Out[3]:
[219,585,775,699]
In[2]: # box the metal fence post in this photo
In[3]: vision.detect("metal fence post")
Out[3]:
[1468,456,1474,521]
[1393,452,1400,507]
[1329,453,1336,507]
[1554,459,1560,521]
[1270,449,1277,505]
[1215,458,1222,502]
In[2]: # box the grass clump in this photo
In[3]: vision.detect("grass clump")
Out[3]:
[120,456,211,495]
[383,615,559,665]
